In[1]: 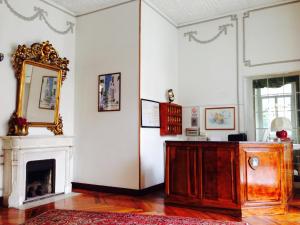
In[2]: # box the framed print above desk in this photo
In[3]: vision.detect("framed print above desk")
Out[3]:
[205,107,235,130]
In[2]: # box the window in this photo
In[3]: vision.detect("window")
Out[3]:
[253,75,300,143]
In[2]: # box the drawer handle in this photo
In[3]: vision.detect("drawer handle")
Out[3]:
[249,156,260,170]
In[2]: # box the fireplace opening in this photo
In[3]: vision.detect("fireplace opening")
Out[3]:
[25,159,56,201]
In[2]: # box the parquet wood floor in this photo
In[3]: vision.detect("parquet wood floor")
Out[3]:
[0,189,300,225]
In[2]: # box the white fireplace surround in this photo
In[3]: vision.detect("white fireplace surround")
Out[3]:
[2,136,74,208]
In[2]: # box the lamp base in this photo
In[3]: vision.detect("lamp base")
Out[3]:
[276,130,288,139]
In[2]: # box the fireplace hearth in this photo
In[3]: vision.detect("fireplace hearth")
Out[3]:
[26,159,56,201]
[2,136,74,208]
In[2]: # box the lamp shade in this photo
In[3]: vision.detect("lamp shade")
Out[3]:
[270,117,292,131]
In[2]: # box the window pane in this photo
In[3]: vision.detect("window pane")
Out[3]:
[255,113,261,128]
[283,83,292,94]
[285,111,292,126]
[256,112,275,128]
[253,75,300,143]
[262,98,269,112]
[256,129,268,142]
[269,131,276,140]
[291,129,300,143]
[260,88,269,96]
[277,97,285,111]
[267,98,275,112]
[268,88,283,96]
[254,95,260,113]
[278,111,285,118]
[284,97,291,111]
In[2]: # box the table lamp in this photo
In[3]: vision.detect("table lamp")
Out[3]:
[270,117,292,140]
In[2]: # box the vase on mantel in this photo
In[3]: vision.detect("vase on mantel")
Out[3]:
[14,124,29,136]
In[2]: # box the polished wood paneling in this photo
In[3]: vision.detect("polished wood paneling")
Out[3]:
[239,142,293,216]
[202,144,237,204]
[165,141,293,217]
[168,146,197,197]
[245,149,281,201]
[1,189,300,225]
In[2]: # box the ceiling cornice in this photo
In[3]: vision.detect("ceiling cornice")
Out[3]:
[40,0,75,17]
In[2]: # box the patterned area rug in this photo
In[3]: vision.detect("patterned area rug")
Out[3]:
[24,209,248,225]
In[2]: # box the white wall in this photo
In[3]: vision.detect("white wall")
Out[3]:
[0,0,75,196]
[74,1,140,189]
[140,1,179,189]
[179,16,238,141]
[240,1,300,141]
[178,1,300,141]
[0,0,76,136]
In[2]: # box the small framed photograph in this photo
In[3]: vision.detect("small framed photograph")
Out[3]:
[39,76,58,110]
[141,99,160,128]
[205,107,235,130]
[98,72,121,112]
[191,106,200,127]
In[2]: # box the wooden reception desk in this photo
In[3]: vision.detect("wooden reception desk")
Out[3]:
[165,141,293,217]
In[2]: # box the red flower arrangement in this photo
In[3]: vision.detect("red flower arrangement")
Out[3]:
[15,117,27,127]
[13,116,28,136]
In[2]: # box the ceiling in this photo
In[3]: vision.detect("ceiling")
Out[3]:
[51,0,289,25]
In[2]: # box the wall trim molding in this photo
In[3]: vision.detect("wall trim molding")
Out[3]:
[243,0,300,67]
[180,15,240,132]
[0,0,75,35]
[184,23,233,44]
[72,182,164,196]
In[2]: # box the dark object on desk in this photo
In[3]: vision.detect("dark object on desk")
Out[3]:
[0,53,4,62]
[228,133,247,141]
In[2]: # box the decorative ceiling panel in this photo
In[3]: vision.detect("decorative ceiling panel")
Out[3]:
[50,0,290,24]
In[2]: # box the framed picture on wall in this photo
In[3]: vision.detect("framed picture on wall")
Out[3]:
[98,72,121,112]
[205,107,235,130]
[141,99,160,128]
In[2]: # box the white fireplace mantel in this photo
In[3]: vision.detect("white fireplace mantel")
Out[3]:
[2,135,74,208]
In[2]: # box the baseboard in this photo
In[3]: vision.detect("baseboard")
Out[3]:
[72,182,164,196]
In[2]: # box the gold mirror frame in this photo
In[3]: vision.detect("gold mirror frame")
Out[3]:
[8,41,69,136]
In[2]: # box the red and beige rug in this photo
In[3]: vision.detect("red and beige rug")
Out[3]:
[24,209,248,225]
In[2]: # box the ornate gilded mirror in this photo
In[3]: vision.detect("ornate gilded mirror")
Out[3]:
[8,41,69,136]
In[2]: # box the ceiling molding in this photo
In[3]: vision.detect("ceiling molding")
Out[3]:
[142,0,177,28]
[48,0,294,27]
[40,0,75,17]
[76,0,137,17]
[177,0,292,28]
[178,15,235,29]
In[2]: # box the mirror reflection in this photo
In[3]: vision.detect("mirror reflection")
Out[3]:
[19,60,62,125]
